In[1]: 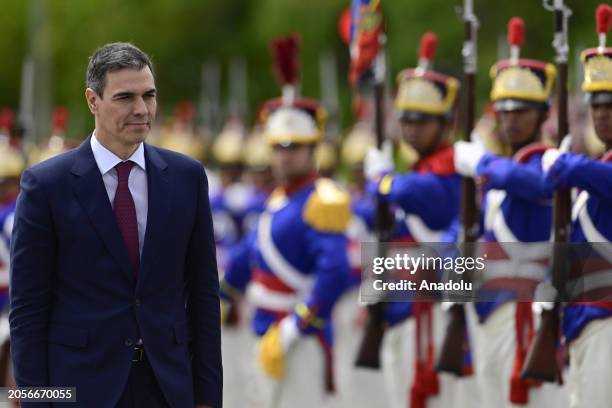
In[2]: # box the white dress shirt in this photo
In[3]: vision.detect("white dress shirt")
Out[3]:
[90,131,148,255]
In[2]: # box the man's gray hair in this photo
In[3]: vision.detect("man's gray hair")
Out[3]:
[86,42,154,97]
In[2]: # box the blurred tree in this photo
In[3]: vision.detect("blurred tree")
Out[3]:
[0,0,604,139]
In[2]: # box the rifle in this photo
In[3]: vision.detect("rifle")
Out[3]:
[350,0,395,369]
[521,0,572,383]
[436,0,479,377]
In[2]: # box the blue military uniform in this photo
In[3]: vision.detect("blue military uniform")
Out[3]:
[208,124,249,273]
[540,18,612,404]
[220,96,352,406]
[546,150,612,342]
[364,31,462,408]
[0,143,25,313]
[0,202,14,310]
[223,175,351,338]
[474,143,554,321]
[453,18,564,406]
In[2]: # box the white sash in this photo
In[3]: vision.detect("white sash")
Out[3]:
[483,259,548,282]
[484,189,551,261]
[257,212,313,293]
[247,282,301,312]
[566,269,612,300]
[405,214,443,243]
[574,190,612,264]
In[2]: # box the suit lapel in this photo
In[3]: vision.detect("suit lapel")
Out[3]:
[138,144,171,291]
[71,137,136,285]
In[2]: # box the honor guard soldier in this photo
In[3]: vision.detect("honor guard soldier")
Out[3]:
[364,32,462,408]
[219,131,270,408]
[158,101,206,163]
[540,4,612,407]
[209,121,249,272]
[0,144,25,295]
[454,17,566,407]
[0,143,25,391]
[28,107,76,165]
[343,122,377,285]
[241,128,274,234]
[219,34,352,408]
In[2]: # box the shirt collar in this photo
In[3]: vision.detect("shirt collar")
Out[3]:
[90,130,146,175]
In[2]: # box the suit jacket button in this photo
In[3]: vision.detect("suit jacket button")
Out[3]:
[125,338,133,347]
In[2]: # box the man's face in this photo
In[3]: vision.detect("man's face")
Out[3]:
[498,108,543,148]
[219,163,243,187]
[271,144,314,183]
[85,67,157,147]
[400,118,445,156]
[0,178,20,204]
[246,167,274,190]
[591,103,612,148]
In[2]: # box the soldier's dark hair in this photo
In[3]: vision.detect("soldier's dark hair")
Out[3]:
[86,42,154,97]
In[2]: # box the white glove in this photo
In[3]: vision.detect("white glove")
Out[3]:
[364,140,394,181]
[559,134,572,152]
[542,148,562,173]
[532,282,558,314]
[454,140,486,177]
[278,315,300,351]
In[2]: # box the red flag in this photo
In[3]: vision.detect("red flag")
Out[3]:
[348,0,384,85]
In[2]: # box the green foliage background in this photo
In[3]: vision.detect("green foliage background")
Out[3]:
[0,0,604,138]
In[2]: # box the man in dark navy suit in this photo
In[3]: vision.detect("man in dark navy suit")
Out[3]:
[9,42,222,408]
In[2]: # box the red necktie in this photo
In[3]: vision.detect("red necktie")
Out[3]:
[114,161,140,276]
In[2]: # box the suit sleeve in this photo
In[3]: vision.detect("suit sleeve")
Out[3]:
[547,152,612,202]
[9,170,55,390]
[186,165,223,407]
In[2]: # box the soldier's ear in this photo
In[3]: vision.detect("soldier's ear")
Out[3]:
[85,88,99,114]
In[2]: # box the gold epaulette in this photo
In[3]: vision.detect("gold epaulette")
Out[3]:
[303,178,351,233]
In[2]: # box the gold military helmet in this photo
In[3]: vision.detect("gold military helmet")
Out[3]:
[29,106,72,165]
[243,129,272,169]
[490,59,556,111]
[212,123,244,164]
[395,32,460,121]
[158,101,206,162]
[259,98,327,146]
[0,143,25,181]
[581,4,612,104]
[314,140,338,173]
[340,122,375,166]
[582,49,612,97]
[29,135,67,165]
[490,17,556,112]
[159,134,206,162]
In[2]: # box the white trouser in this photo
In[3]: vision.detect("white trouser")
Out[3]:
[568,317,612,408]
[381,313,415,408]
[328,288,390,408]
[255,336,326,408]
[221,303,257,408]
[471,302,568,408]
[381,304,481,408]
